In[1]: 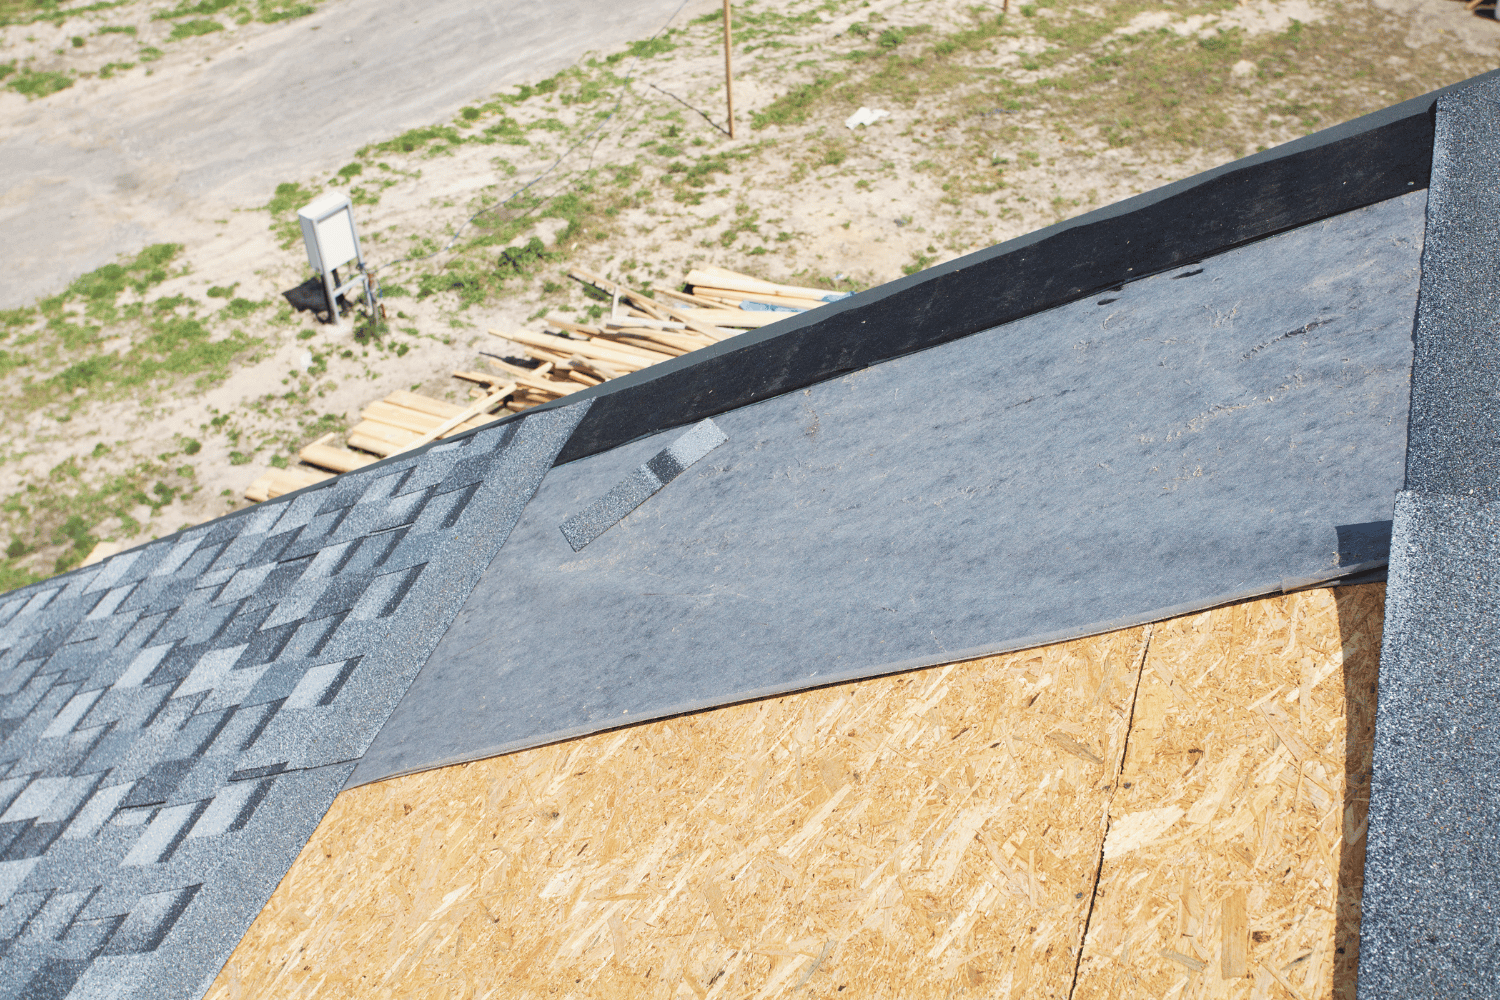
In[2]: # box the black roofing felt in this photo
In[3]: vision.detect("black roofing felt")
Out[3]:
[351,190,1423,785]
[1,73,1496,999]
[534,68,1496,468]
[1360,80,1500,998]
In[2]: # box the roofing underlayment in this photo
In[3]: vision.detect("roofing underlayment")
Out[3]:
[2,71,1497,999]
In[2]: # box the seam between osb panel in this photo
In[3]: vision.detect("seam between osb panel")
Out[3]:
[1068,622,1154,1000]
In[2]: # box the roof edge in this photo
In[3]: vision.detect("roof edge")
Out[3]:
[532,70,1498,465]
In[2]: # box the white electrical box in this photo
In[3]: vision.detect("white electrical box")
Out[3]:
[298,191,361,273]
[296,191,375,323]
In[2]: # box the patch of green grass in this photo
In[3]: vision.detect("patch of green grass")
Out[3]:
[482,116,527,144]
[877,24,932,49]
[66,243,183,321]
[265,180,318,247]
[7,68,72,98]
[258,0,316,22]
[0,452,197,588]
[222,297,267,319]
[139,46,163,62]
[903,250,938,275]
[496,236,555,278]
[98,61,135,78]
[606,32,676,64]
[167,18,223,40]
[155,0,232,18]
[370,124,464,155]
[98,23,135,34]
[752,74,844,128]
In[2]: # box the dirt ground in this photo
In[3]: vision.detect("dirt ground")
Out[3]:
[0,0,1494,590]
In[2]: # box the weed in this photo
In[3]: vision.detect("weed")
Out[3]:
[168,18,224,40]
[372,124,464,155]
[258,0,316,22]
[497,237,554,276]
[753,75,844,128]
[154,0,232,17]
[7,68,72,98]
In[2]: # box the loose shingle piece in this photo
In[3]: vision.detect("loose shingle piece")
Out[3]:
[0,402,588,1000]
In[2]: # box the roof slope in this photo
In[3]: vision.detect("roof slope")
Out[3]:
[1360,78,1500,997]
[353,190,1422,784]
[0,406,585,1000]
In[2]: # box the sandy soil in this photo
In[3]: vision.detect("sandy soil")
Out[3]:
[0,0,708,308]
[0,0,1494,586]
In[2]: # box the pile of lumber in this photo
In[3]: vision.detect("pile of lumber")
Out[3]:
[245,267,849,502]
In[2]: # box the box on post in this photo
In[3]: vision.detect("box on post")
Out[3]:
[297,192,376,323]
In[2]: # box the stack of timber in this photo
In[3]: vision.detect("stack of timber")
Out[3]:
[245,267,849,502]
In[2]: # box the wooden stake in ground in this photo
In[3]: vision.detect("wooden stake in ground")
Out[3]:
[722,0,735,139]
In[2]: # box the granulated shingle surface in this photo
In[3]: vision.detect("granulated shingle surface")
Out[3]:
[0,402,587,1000]
[352,191,1424,785]
[1359,78,1500,997]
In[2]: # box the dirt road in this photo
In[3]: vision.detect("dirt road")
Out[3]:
[0,0,704,308]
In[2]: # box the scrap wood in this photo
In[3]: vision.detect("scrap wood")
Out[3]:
[494,328,670,370]
[359,401,490,436]
[299,443,376,473]
[689,287,826,311]
[388,383,517,458]
[686,264,840,302]
[568,267,666,319]
[661,309,787,329]
[245,466,333,503]
[652,286,726,309]
[249,265,848,502]
[569,267,725,339]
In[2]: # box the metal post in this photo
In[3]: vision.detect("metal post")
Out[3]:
[322,267,341,325]
[722,0,735,139]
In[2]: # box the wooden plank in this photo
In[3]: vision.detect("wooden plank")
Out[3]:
[689,285,827,311]
[671,308,788,329]
[247,466,334,501]
[299,444,377,473]
[686,265,837,302]
[387,383,516,458]
[385,390,467,419]
[78,540,124,568]
[347,421,419,457]
[568,266,668,321]
[266,467,334,498]
[1072,583,1385,999]
[594,331,690,357]
[244,475,274,503]
[491,329,659,370]
[652,285,728,309]
[205,626,1154,1000]
[360,402,490,436]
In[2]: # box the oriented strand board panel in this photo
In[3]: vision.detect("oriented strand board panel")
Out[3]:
[207,627,1150,1000]
[1073,584,1384,1000]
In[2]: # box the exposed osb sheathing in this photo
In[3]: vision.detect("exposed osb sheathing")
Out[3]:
[205,585,1380,1000]
[208,627,1151,999]
[1074,583,1383,1000]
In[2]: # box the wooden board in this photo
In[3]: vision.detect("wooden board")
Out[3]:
[244,466,333,502]
[203,585,1381,999]
[206,627,1151,1000]
[1073,583,1384,1000]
